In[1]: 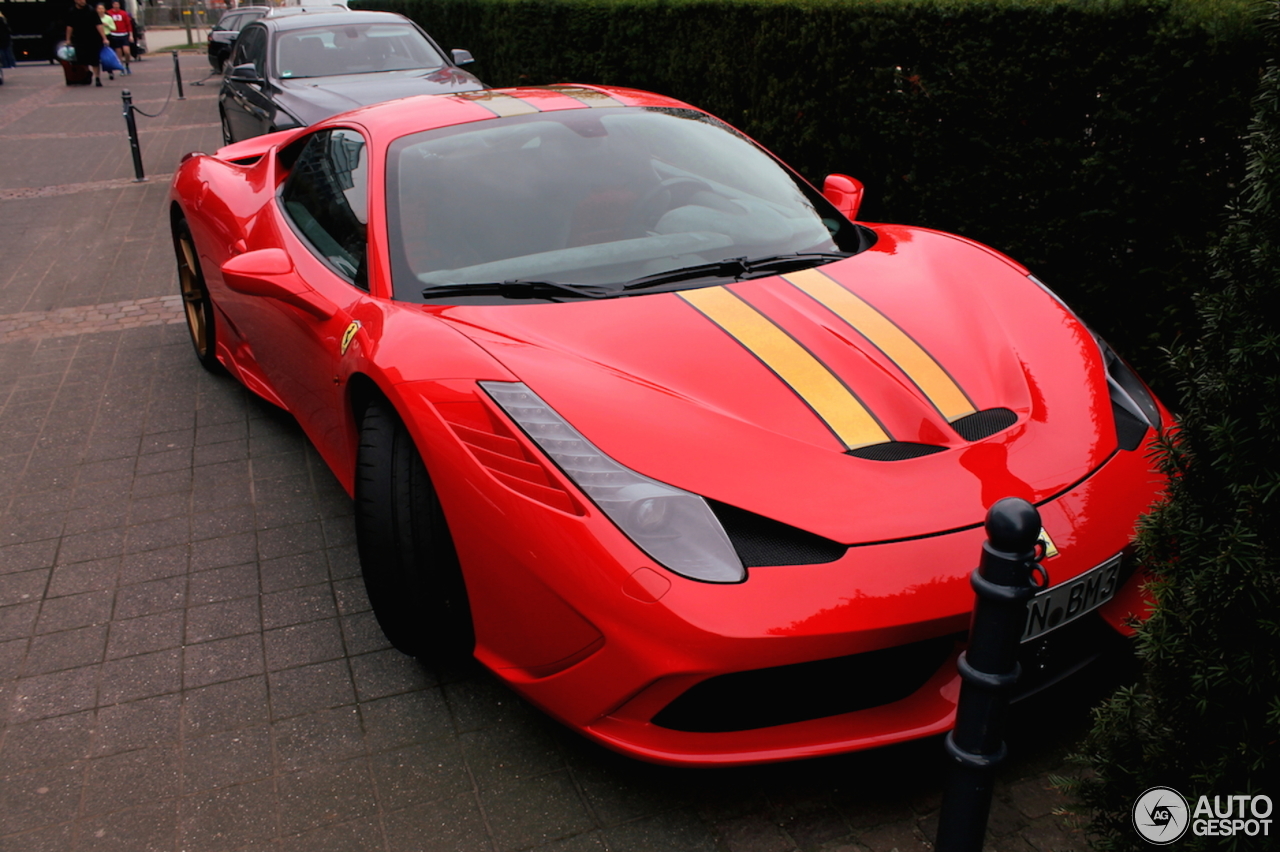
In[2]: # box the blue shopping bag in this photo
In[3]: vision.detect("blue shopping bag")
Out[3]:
[100,44,124,72]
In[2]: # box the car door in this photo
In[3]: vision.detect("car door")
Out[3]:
[222,24,273,142]
[221,128,371,470]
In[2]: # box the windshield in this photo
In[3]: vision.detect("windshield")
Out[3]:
[274,23,445,79]
[386,107,870,303]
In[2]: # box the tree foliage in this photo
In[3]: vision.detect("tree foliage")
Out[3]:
[1067,2,1280,848]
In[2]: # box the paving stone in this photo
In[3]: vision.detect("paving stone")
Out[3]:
[0,762,85,835]
[34,589,113,634]
[92,694,182,756]
[76,801,178,852]
[182,725,273,794]
[382,791,492,852]
[482,770,597,851]
[267,658,356,719]
[278,759,378,836]
[98,648,182,705]
[186,596,262,645]
[264,618,345,671]
[349,647,434,702]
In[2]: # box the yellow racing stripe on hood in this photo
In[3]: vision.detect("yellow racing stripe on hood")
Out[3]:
[453,91,541,118]
[784,268,976,422]
[679,287,891,450]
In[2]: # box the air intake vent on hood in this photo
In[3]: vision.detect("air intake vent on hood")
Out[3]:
[707,500,847,567]
[952,408,1018,441]
[847,442,946,461]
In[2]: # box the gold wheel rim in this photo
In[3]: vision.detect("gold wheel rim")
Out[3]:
[177,235,208,357]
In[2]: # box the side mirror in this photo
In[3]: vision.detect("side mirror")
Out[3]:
[228,62,262,83]
[221,249,336,320]
[450,49,475,66]
[823,174,864,222]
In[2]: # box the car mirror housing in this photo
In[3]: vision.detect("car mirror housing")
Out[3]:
[450,49,475,66]
[823,174,864,221]
[228,62,262,83]
[221,249,337,319]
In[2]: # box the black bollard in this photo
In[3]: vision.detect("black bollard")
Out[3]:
[935,497,1041,852]
[172,50,185,101]
[121,90,145,182]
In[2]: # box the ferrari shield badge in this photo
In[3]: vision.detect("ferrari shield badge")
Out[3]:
[341,321,361,355]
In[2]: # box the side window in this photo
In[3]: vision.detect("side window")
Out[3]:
[233,26,267,76]
[280,129,369,289]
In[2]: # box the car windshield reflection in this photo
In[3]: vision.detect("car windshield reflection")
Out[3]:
[275,23,446,79]
[387,107,866,302]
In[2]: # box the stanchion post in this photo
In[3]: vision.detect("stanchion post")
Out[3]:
[935,497,1041,852]
[172,50,185,100]
[121,89,145,182]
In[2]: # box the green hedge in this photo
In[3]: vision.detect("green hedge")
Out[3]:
[358,0,1264,387]
[1067,2,1280,846]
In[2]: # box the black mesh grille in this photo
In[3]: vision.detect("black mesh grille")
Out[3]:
[952,408,1018,441]
[651,635,962,732]
[708,501,847,567]
[846,442,946,461]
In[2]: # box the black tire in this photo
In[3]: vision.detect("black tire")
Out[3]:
[354,397,474,660]
[219,107,234,146]
[172,217,221,372]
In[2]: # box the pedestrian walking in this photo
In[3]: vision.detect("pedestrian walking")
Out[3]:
[64,0,108,87]
[0,11,17,69]
[106,0,133,74]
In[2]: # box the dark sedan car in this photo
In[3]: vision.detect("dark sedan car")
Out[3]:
[208,3,352,72]
[207,4,269,72]
[218,10,483,144]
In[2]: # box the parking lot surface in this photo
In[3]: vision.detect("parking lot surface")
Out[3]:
[0,41,1097,851]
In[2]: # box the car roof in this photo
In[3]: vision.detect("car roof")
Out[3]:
[249,9,401,32]
[310,86,699,141]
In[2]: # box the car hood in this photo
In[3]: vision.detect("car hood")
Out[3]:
[276,68,484,125]
[430,225,1121,545]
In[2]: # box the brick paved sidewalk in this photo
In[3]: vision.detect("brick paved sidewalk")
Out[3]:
[0,54,1100,852]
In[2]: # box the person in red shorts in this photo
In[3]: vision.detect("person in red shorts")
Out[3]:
[106,0,133,74]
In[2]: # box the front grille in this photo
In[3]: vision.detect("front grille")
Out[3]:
[651,635,961,733]
[952,408,1018,441]
[708,501,847,567]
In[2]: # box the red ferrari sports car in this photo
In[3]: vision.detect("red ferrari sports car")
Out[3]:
[169,85,1169,766]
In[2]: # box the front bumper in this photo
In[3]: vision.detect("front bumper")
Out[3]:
[401,381,1163,766]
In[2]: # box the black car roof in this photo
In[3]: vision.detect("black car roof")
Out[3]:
[249,10,407,33]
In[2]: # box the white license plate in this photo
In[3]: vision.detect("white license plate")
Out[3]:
[1022,554,1122,643]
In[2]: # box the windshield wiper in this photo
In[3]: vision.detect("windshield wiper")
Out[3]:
[621,252,853,292]
[421,279,613,301]
[737,251,853,275]
[621,258,751,291]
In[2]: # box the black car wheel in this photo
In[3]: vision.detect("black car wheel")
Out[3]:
[172,216,220,372]
[355,396,474,661]
[219,107,234,146]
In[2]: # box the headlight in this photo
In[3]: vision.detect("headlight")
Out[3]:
[480,382,746,583]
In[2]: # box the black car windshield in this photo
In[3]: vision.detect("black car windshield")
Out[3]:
[275,23,446,79]
[386,106,871,303]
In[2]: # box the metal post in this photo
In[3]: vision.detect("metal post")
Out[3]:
[172,50,185,100]
[183,8,193,47]
[935,497,1041,852]
[121,90,145,182]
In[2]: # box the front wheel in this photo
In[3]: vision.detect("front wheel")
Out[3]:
[354,397,474,661]
[172,216,220,372]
